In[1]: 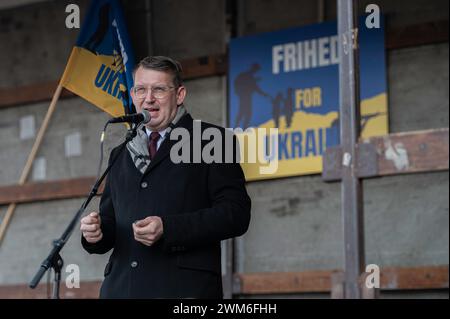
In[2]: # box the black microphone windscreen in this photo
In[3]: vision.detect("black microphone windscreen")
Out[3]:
[141,110,151,124]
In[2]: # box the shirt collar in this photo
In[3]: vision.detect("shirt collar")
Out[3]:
[144,127,167,138]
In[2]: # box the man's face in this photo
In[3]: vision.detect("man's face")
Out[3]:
[131,67,186,131]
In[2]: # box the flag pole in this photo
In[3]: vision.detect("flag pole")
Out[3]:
[0,83,63,245]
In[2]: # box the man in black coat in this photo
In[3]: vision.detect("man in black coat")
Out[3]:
[80,56,251,299]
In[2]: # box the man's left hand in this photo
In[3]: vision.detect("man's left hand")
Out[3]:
[132,216,164,246]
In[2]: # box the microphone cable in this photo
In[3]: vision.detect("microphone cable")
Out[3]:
[95,121,136,180]
[96,121,111,180]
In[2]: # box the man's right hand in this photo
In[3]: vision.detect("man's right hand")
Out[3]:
[80,212,103,243]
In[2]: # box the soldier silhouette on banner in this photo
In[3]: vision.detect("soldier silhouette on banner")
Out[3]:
[283,87,294,129]
[270,92,283,128]
[234,63,269,129]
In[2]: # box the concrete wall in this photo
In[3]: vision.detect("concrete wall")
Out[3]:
[0,0,89,87]
[0,0,448,298]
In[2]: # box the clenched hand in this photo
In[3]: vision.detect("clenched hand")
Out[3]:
[80,212,103,243]
[132,216,163,246]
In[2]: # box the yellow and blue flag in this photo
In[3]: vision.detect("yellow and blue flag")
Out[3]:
[60,0,135,117]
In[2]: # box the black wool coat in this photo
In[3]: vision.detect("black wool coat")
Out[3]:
[82,113,251,298]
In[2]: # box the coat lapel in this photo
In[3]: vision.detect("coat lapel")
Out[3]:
[143,113,193,174]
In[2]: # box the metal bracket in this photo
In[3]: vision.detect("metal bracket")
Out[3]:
[356,142,378,178]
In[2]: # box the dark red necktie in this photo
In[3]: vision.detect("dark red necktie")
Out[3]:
[148,132,161,160]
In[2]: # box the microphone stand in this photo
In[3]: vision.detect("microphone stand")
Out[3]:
[29,124,139,298]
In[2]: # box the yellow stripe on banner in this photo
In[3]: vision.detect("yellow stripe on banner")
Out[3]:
[238,93,388,181]
[60,47,126,117]
[237,111,337,181]
[360,93,389,139]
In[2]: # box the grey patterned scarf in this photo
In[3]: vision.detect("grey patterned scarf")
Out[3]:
[126,105,187,174]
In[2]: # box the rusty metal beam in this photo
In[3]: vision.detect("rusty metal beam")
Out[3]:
[0,177,101,205]
[0,281,101,299]
[322,128,449,182]
[0,266,446,298]
[363,128,449,176]
[0,82,75,108]
[0,54,227,109]
[236,270,333,294]
[233,265,448,295]
[222,239,234,299]
[337,0,365,299]
[386,20,449,50]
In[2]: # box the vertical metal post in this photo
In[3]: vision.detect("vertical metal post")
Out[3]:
[145,0,154,55]
[222,0,246,300]
[222,75,234,299]
[337,0,365,299]
[222,240,234,299]
[318,0,326,23]
[223,1,234,294]
[237,0,246,37]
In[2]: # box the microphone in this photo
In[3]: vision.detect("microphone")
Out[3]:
[108,110,151,125]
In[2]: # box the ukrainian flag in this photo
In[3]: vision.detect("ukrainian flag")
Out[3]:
[60,0,135,117]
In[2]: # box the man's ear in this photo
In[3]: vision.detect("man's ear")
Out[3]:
[176,86,186,106]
